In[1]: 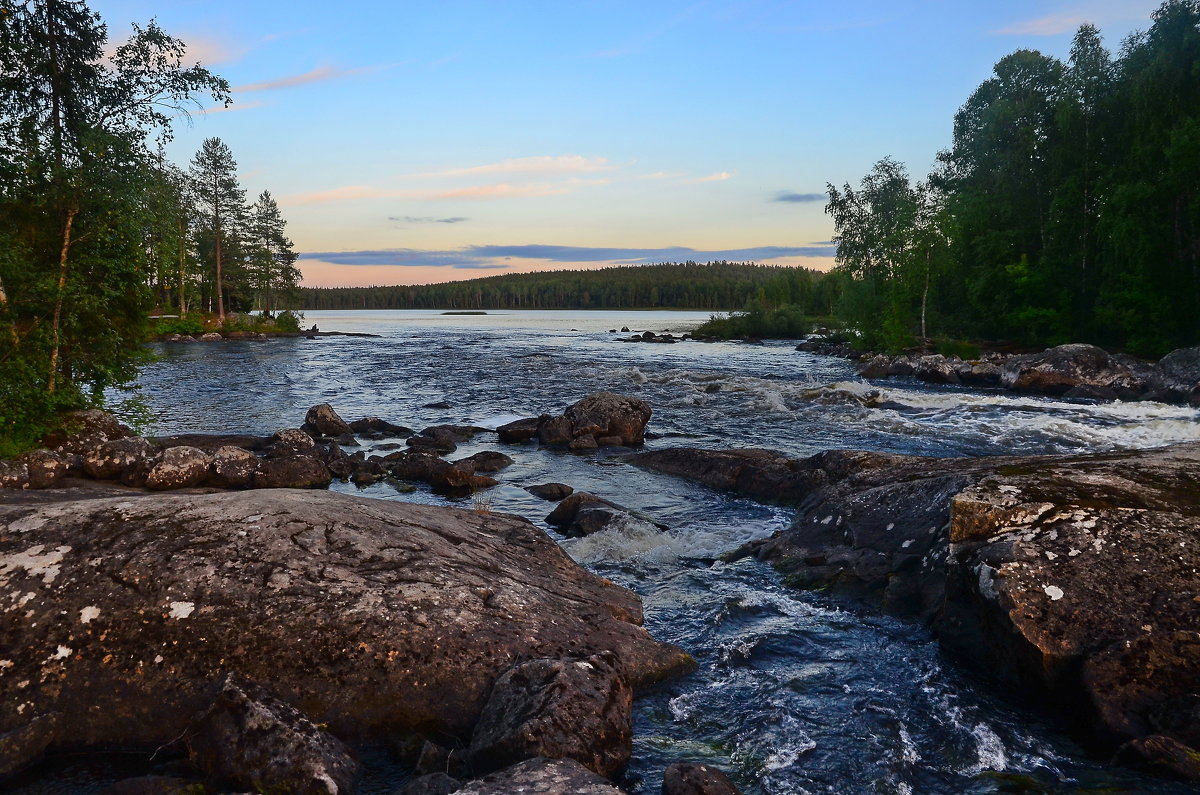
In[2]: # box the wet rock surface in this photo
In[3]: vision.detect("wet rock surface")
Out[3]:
[639,442,1200,778]
[662,762,743,795]
[467,652,632,777]
[546,492,668,538]
[0,489,694,778]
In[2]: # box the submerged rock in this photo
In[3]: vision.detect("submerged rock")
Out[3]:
[0,490,693,778]
[546,492,667,537]
[526,483,574,501]
[662,762,743,795]
[348,417,414,438]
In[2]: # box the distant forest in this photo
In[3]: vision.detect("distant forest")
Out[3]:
[297,262,839,312]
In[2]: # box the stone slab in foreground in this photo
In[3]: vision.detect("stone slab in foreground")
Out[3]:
[0,490,694,778]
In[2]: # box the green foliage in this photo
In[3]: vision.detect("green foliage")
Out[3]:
[0,0,228,447]
[274,310,303,332]
[150,315,204,335]
[935,339,982,360]
[829,1,1200,356]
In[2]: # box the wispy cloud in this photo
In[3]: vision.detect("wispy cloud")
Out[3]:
[233,64,382,92]
[389,216,470,224]
[429,183,570,200]
[773,191,826,203]
[690,171,735,183]
[414,155,615,179]
[994,14,1092,35]
[993,2,1156,36]
[300,243,837,268]
[283,182,568,205]
[191,100,266,116]
[180,34,244,65]
[637,170,689,180]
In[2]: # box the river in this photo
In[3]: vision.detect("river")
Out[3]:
[71,310,1200,793]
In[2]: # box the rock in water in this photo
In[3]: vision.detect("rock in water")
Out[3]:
[0,490,693,777]
[662,762,743,795]
[302,404,353,438]
[187,677,358,794]
[468,652,632,777]
[564,392,652,447]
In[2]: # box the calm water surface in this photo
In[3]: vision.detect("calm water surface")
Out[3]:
[57,310,1200,793]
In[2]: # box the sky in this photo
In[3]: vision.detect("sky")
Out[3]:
[89,0,1164,287]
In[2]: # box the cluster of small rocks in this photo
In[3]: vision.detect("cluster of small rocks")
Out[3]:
[0,392,657,499]
[850,342,1200,404]
[160,331,270,343]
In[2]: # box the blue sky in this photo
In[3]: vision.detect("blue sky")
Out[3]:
[92,0,1163,286]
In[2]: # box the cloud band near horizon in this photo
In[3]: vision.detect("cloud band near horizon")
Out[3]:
[299,244,837,268]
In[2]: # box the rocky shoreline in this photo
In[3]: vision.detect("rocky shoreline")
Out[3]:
[798,339,1200,405]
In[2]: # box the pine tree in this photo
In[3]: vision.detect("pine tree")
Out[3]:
[248,190,299,313]
[189,137,244,321]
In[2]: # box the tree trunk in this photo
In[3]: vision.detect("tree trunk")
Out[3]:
[48,206,77,395]
[921,247,931,344]
[178,216,187,315]
[214,219,225,321]
[0,273,16,346]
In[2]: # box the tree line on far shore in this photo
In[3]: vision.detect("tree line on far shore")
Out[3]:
[297,262,839,314]
[829,0,1200,357]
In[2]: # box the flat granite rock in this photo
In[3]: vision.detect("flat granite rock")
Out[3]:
[0,489,694,779]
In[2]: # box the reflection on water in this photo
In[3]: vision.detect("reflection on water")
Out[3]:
[103,310,1200,794]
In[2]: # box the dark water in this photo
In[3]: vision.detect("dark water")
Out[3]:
[32,309,1199,794]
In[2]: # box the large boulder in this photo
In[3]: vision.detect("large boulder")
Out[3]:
[1157,346,1200,402]
[1000,343,1137,396]
[0,490,693,777]
[301,404,353,438]
[82,437,154,481]
[207,446,259,488]
[563,392,652,447]
[41,409,132,455]
[16,450,69,490]
[145,446,211,491]
[912,354,961,385]
[467,652,632,777]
